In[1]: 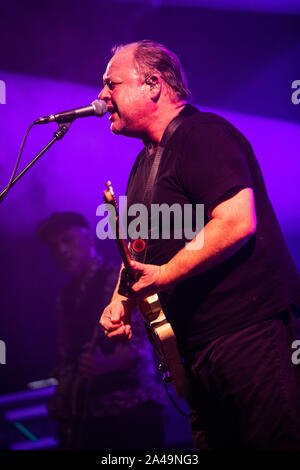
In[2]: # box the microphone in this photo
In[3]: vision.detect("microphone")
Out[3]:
[34,99,108,124]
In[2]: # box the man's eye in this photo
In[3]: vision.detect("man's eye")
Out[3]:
[106,81,121,90]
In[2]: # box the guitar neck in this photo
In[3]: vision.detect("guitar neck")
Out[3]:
[110,207,136,277]
[104,182,143,278]
[115,229,134,274]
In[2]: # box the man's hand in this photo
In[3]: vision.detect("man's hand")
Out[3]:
[129,261,169,298]
[99,299,133,340]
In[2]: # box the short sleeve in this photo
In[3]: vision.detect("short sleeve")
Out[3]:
[178,121,253,215]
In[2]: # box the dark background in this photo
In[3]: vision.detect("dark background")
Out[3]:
[0,0,299,123]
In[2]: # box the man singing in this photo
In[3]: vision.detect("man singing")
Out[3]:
[99,40,300,449]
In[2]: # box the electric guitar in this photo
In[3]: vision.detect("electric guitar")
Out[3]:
[103,181,190,398]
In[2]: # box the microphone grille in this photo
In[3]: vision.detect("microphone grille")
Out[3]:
[92,99,108,116]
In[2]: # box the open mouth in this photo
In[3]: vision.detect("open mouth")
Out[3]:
[108,106,118,121]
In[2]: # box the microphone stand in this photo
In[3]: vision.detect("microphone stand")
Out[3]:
[0,121,73,203]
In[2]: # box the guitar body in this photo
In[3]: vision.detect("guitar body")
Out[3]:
[138,294,190,398]
[103,181,190,398]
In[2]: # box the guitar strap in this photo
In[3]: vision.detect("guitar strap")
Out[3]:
[139,108,188,262]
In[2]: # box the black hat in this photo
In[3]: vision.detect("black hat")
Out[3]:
[37,211,89,244]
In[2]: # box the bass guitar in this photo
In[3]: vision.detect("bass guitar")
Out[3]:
[103,181,190,398]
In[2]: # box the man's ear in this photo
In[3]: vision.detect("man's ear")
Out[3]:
[145,74,162,102]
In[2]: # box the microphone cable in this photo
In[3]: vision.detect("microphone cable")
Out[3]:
[0,121,36,203]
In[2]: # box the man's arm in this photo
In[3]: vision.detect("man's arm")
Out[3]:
[130,187,257,297]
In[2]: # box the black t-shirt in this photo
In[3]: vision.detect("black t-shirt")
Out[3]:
[126,105,300,351]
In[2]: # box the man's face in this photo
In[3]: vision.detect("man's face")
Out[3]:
[49,226,92,275]
[98,46,151,138]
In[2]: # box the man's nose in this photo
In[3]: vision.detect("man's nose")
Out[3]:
[98,86,110,101]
